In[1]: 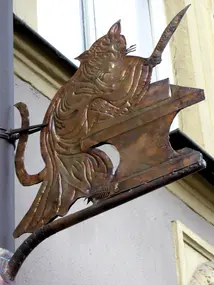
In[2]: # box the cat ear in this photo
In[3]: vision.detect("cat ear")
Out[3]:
[108,20,121,38]
[75,50,88,62]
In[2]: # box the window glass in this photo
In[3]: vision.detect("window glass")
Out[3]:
[37,0,84,65]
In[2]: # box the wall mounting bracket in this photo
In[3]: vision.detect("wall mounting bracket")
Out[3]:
[0,123,47,147]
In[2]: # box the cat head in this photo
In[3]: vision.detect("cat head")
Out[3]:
[75,20,128,63]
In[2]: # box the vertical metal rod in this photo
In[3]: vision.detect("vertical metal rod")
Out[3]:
[0,0,14,252]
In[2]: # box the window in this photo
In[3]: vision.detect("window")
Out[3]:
[37,0,84,66]
[37,0,155,67]
[173,220,214,285]
[14,0,177,129]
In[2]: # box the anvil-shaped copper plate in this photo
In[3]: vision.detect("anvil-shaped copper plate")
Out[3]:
[82,79,206,195]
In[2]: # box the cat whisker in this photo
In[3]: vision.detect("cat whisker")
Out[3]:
[125,44,137,55]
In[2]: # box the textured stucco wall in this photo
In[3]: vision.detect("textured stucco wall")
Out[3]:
[14,75,214,285]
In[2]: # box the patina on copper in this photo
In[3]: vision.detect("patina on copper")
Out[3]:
[13,4,204,239]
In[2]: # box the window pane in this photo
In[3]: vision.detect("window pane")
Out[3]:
[37,0,84,65]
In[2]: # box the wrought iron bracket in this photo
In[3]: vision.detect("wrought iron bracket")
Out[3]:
[0,123,47,147]
[0,128,15,146]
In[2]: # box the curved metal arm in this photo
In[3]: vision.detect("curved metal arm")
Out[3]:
[4,154,205,281]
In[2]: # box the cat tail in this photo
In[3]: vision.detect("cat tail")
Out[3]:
[151,5,190,59]
[14,102,46,186]
[13,172,60,238]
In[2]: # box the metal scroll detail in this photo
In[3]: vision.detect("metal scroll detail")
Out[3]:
[13,5,205,238]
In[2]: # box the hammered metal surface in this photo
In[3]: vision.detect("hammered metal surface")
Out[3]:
[13,5,204,238]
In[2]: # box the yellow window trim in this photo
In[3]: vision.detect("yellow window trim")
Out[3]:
[164,0,214,157]
[164,0,214,225]
[172,220,214,285]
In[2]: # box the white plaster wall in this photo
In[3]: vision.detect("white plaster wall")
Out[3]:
[14,75,214,285]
